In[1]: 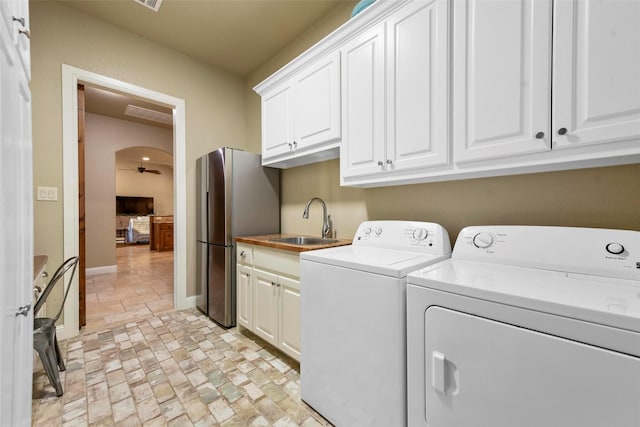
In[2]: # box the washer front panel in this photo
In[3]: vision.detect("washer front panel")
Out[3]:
[409,259,640,333]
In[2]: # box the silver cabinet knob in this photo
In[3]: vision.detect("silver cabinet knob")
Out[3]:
[535,131,545,139]
[240,251,246,257]
[377,161,383,166]
[386,159,392,164]
[15,303,31,317]
[558,128,567,135]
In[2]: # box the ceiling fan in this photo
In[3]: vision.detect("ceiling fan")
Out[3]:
[137,162,161,174]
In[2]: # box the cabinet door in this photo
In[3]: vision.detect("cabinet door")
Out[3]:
[340,23,386,179]
[236,264,252,330]
[252,268,278,346]
[278,276,301,361]
[386,0,450,171]
[452,0,551,163]
[553,0,640,149]
[262,83,294,160]
[294,51,341,150]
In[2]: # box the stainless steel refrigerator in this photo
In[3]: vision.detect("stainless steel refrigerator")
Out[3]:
[196,148,280,327]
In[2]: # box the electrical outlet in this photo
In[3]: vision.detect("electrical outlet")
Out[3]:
[36,186,58,201]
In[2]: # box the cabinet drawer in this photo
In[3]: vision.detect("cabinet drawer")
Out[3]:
[254,247,299,278]
[237,243,254,265]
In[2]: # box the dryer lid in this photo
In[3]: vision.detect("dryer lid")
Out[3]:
[408,259,640,333]
[301,245,449,277]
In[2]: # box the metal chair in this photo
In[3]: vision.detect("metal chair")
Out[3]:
[33,256,79,397]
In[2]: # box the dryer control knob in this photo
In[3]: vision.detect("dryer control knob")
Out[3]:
[473,232,494,249]
[606,242,625,255]
[375,227,383,236]
[363,227,372,235]
[412,228,428,241]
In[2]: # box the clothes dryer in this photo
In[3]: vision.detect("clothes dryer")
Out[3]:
[407,226,640,427]
[301,221,451,427]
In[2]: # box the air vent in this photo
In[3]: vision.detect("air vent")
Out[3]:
[124,105,173,125]
[134,0,163,12]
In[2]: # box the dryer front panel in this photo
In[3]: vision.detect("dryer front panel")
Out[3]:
[423,307,640,427]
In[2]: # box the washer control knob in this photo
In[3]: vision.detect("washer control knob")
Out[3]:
[363,227,372,235]
[412,228,428,241]
[375,227,383,236]
[473,232,494,249]
[606,242,625,255]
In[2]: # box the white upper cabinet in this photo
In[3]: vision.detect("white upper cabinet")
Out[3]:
[257,0,640,186]
[453,0,552,163]
[552,0,640,150]
[341,0,450,185]
[386,0,450,171]
[454,0,640,165]
[262,83,293,160]
[257,52,341,168]
[340,23,386,179]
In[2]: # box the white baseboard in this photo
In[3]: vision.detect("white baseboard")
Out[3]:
[86,265,117,276]
[184,295,198,309]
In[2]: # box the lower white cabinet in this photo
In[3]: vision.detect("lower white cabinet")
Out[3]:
[236,244,301,361]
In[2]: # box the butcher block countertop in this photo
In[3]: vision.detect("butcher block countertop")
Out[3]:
[235,234,351,253]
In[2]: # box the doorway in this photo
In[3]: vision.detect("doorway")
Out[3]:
[61,65,188,340]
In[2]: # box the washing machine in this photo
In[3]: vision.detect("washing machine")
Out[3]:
[407,226,640,427]
[300,220,451,427]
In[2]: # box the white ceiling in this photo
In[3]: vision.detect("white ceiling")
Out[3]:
[76,0,352,128]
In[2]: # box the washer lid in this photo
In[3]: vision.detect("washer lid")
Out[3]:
[408,259,640,333]
[301,245,449,277]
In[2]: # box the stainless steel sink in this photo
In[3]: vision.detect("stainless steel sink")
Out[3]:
[269,236,338,245]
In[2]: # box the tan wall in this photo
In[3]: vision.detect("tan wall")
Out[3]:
[248,3,640,243]
[31,1,248,297]
[116,161,174,217]
[85,113,173,268]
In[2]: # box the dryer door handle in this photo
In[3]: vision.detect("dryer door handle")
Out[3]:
[431,351,447,394]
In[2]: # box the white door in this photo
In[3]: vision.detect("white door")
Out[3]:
[293,51,341,151]
[0,0,33,424]
[340,23,386,179]
[452,0,551,163]
[425,307,640,427]
[261,83,293,161]
[278,275,301,360]
[236,264,252,330]
[552,0,640,149]
[386,0,450,171]
[252,268,278,346]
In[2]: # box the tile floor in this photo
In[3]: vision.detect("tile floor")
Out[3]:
[32,246,330,426]
[85,245,174,330]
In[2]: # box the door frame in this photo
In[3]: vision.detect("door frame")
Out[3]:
[61,64,188,339]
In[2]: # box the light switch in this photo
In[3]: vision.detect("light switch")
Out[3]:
[36,186,58,201]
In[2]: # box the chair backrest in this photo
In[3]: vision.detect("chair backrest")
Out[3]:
[34,256,79,322]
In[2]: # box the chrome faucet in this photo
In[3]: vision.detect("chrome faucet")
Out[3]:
[303,197,331,239]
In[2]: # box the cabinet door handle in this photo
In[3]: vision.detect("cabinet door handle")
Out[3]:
[535,131,545,139]
[271,281,276,286]
[293,141,297,148]
[386,159,393,164]
[557,127,567,135]
[377,161,383,166]
[240,251,246,257]
[15,303,31,317]
[12,16,25,26]
[19,29,30,39]
[288,143,292,149]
